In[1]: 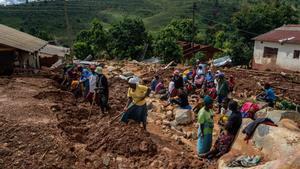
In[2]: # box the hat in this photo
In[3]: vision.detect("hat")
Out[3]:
[95,67,103,74]
[128,77,139,84]
[173,70,180,75]
[204,95,213,106]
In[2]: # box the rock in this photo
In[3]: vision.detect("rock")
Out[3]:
[255,109,300,125]
[171,134,178,141]
[170,121,178,128]
[174,108,193,125]
[186,131,192,139]
[162,120,170,126]
[191,131,197,140]
[155,120,162,125]
[122,71,134,77]
[166,111,173,120]
[218,118,300,169]
[278,119,300,132]
[101,154,111,166]
[116,156,123,163]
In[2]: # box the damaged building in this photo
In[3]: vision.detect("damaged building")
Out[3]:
[0,24,69,75]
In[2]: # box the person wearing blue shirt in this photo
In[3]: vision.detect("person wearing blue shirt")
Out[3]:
[77,65,92,97]
[150,75,159,92]
[264,83,276,107]
[205,70,214,82]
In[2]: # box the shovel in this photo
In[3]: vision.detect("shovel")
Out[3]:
[88,91,98,120]
[108,102,135,125]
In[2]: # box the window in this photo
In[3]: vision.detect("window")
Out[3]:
[263,47,278,58]
[294,50,300,59]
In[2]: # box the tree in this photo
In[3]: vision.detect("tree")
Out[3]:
[90,19,108,52]
[232,2,298,41]
[205,2,299,66]
[74,18,107,58]
[168,19,195,42]
[152,19,197,63]
[73,42,93,60]
[107,18,148,60]
[154,26,183,63]
[23,27,54,41]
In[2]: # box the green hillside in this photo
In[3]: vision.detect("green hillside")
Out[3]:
[0,0,298,45]
[0,0,244,45]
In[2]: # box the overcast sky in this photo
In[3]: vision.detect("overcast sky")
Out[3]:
[0,0,37,5]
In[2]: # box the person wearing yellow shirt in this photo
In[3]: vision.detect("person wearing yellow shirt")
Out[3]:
[121,77,151,130]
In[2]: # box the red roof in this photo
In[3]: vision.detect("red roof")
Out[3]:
[253,25,300,44]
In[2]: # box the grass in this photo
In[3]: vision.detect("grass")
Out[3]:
[3,0,296,45]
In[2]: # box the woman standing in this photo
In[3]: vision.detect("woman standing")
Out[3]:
[121,77,151,130]
[197,96,214,157]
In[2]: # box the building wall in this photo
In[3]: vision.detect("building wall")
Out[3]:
[253,41,300,72]
[18,51,39,68]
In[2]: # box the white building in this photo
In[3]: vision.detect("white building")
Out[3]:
[252,25,300,72]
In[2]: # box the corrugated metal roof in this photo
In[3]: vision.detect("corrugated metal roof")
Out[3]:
[253,25,300,44]
[40,44,70,58]
[0,24,47,52]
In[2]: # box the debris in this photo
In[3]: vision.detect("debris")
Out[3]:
[227,155,261,167]
[163,61,175,70]
[174,108,193,125]
[213,56,232,67]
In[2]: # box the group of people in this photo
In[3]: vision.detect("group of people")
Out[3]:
[62,61,277,159]
[150,62,235,114]
[62,64,109,114]
[148,62,277,159]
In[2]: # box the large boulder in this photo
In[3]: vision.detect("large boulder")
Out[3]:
[173,108,193,125]
[255,108,300,125]
[218,117,300,169]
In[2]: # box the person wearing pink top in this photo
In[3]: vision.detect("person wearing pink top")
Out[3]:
[240,102,260,119]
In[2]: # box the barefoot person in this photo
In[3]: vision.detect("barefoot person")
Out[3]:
[121,77,151,130]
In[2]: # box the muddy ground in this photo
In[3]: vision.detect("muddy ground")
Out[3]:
[0,76,216,169]
[0,61,299,169]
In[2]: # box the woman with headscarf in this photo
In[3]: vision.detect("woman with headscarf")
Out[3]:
[121,77,151,130]
[197,96,214,157]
